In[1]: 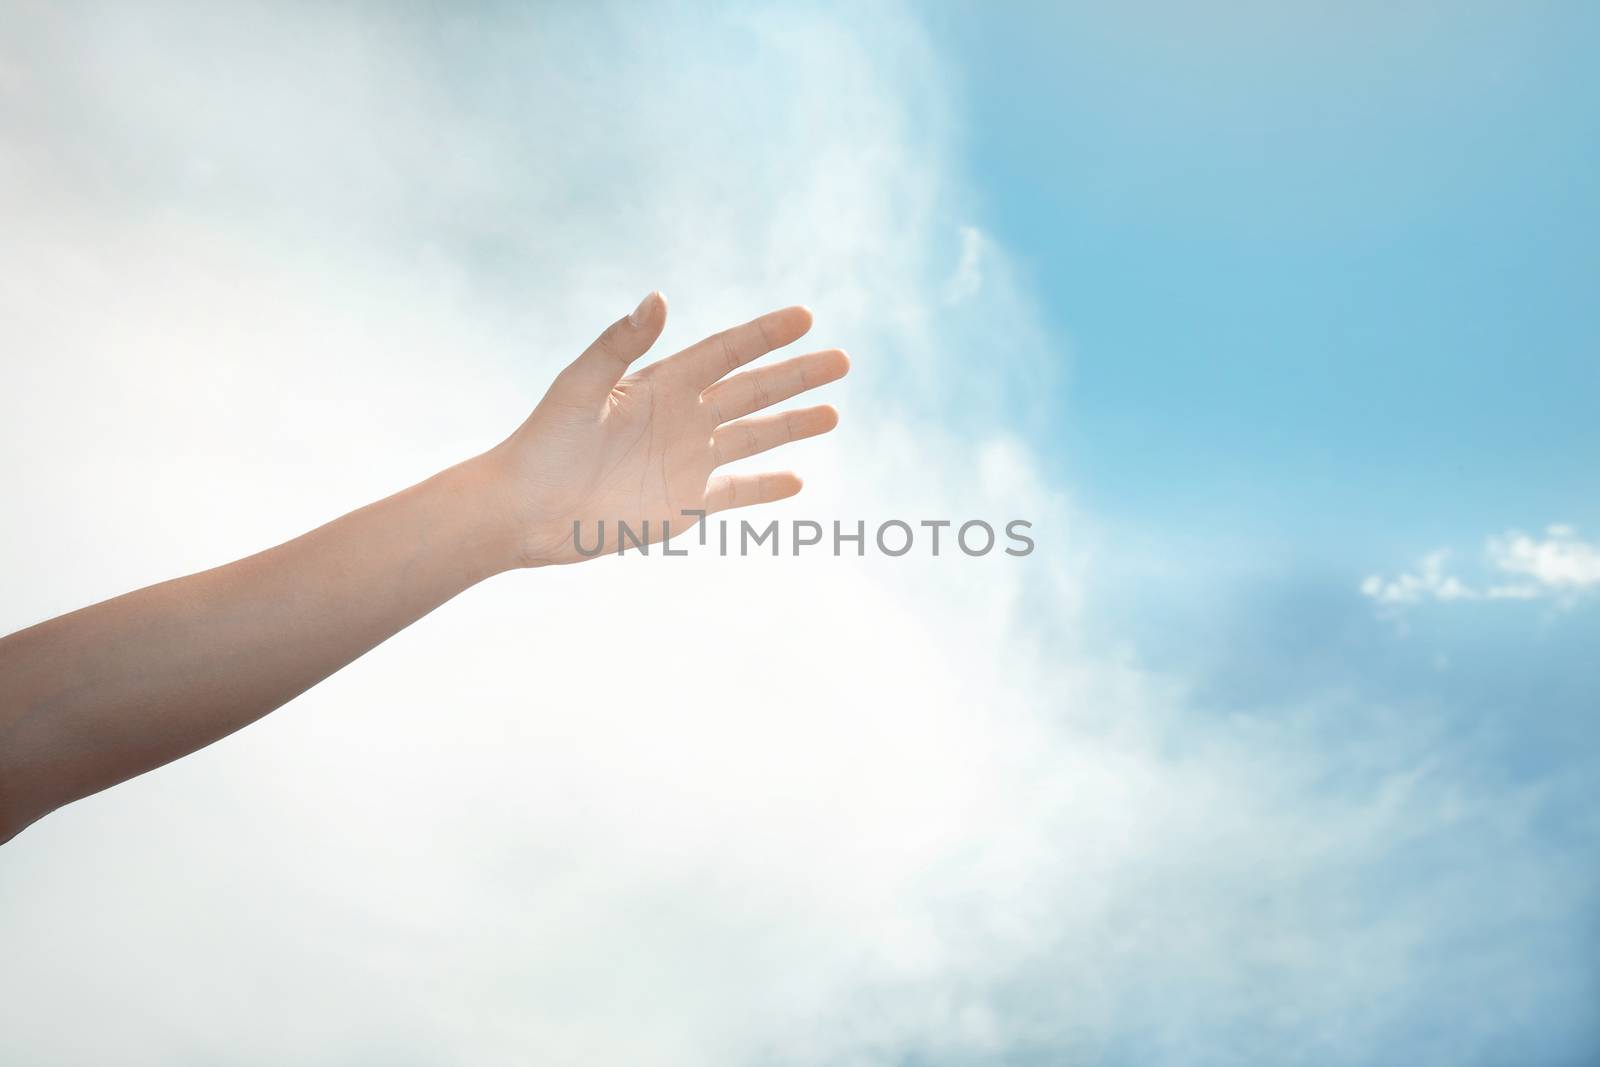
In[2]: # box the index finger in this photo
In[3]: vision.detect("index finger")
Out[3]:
[662,305,814,388]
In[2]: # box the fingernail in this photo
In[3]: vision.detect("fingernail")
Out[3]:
[628,291,658,328]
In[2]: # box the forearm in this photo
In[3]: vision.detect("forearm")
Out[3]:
[0,453,518,841]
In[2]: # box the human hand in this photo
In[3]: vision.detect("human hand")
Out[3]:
[483,293,848,566]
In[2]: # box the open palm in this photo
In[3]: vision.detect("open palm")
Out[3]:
[491,293,848,565]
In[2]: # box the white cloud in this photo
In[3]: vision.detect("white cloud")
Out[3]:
[1362,525,1600,611]
[0,4,1589,1065]
[1360,549,1478,605]
[1489,525,1600,593]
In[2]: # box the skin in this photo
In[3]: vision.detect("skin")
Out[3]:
[0,293,848,844]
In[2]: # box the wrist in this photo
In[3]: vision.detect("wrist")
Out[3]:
[457,444,581,571]
[436,450,531,579]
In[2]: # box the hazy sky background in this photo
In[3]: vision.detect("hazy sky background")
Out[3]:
[1,2,1596,1064]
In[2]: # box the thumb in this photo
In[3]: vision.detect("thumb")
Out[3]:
[556,291,667,402]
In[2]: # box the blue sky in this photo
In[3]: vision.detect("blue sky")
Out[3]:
[929,6,1600,1056]
[931,1,1599,554]
[934,0,1600,769]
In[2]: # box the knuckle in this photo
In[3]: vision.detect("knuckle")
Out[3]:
[718,331,740,375]
[593,323,626,363]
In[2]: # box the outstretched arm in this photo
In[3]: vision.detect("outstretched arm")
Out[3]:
[0,294,848,842]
